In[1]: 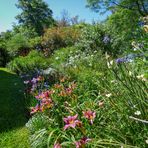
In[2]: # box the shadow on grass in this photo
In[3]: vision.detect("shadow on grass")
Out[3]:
[0,69,28,132]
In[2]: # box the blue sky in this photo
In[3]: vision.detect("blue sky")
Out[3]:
[0,0,110,32]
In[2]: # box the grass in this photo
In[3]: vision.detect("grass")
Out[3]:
[0,68,29,147]
[0,127,29,148]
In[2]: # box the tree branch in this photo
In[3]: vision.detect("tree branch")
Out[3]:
[135,0,146,16]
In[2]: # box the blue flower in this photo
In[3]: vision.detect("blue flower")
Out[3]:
[103,35,110,44]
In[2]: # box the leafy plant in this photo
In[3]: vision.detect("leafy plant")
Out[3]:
[42,26,80,56]
[7,50,50,74]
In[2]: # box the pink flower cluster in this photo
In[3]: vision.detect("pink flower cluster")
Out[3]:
[62,110,95,147]
[59,82,76,97]
[35,90,54,100]
[31,90,54,114]
[63,110,96,130]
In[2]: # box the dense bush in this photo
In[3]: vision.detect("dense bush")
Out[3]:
[106,9,140,54]
[41,26,80,56]
[0,48,9,67]
[75,24,115,55]
[0,31,12,66]
[7,50,50,74]
[6,33,31,57]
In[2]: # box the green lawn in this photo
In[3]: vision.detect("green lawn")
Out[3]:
[0,68,29,147]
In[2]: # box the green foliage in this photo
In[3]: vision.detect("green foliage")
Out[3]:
[26,114,50,134]
[75,24,114,54]
[0,127,29,148]
[0,48,9,67]
[16,0,55,35]
[42,26,80,55]
[106,9,140,54]
[26,114,50,148]
[6,33,31,57]
[86,0,148,16]
[7,50,50,74]
[0,31,12,66]
[24,43,147,147]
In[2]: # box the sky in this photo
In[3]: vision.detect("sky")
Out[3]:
[0,0,110,33]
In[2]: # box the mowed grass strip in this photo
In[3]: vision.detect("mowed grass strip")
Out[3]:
[0,68,29,147]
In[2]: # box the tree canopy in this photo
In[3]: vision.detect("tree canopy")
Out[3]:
[16,0,55,35]
[86,0,148,16]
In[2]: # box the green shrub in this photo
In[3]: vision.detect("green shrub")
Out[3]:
[0,48,9,67]
[75,24,114,55]
[41,26,80,55]
[6,33,31,57]
[0,32,11,66]
[7,50,50,74]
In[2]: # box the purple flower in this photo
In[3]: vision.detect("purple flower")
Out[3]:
[31,78,38,84]
[116,58,129,63]
[103,35,110,44]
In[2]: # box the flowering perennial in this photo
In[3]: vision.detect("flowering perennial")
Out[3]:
[83,110,96,124]
[63,114,82,130]
[75,137,91,148]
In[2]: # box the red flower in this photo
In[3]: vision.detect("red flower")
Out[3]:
[30,104,41,114]
[83,110,96,124]
[35,90,54,100]
[41,98,53,110]
[63,114,82,130]
[75,137,91,148]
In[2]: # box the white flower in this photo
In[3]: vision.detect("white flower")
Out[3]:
[137,74,144,79]
[105,53,110,59]
[111,80,116,83]
[134,111,141,116]
[55,57,59,60]
[136,74,147,82]
[146,139,148,144]
[129,71,132,76]
[24,80,29,84]
[105,93,112,98]
[133,47,137,51]
[107,60,113,68]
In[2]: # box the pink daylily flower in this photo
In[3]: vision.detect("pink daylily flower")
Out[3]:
[35,90,54,100]
[54,143,62,148]
[75,137,91,148]
[83,110,96,124]
[30,104,41,114]
[41,98,53,109]
[63,114,82,130]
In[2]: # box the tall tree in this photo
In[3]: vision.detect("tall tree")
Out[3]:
[86,0,148,16]
[16,0,55,35]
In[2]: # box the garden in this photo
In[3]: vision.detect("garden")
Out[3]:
[0,0,148,147]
